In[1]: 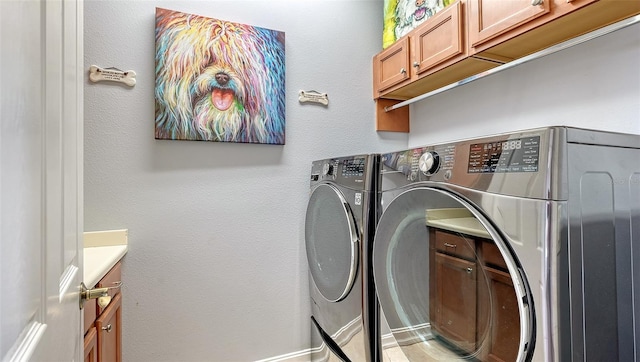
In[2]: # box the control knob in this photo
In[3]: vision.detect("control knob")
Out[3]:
[418,151,440,175]
[322,163,334,176]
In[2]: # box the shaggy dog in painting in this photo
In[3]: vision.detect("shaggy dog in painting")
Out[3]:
[155,8,286,144]
[394,0,444,40]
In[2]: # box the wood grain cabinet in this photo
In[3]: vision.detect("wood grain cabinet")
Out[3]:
[429,229,478,353]
[84,261,123,362]
[477,241,520,362]
[429,229,520,361]
[373,1,496,101]
[372,0,640,131]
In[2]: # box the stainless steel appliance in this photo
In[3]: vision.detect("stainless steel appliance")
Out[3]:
[373,127,640,361]
[306,154,381,362]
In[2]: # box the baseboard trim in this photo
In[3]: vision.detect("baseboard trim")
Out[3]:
[254,348,311,362]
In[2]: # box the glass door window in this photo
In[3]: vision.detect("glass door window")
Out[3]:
[305,184,359,302]
[374,187,533,361]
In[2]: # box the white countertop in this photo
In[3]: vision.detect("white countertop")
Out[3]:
[425,208,490,239]
[84,245,128,288]
[83,229,128,288]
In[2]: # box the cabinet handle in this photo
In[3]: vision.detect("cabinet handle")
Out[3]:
[466,267,473,274]
[400,68,407,75]
[413,61,420,69]
[102,324,113,333]
[443,242,457,248]
[531,0,543,5]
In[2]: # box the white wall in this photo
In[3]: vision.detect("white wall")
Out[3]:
[83,1,405,361]
[408,22,640,146]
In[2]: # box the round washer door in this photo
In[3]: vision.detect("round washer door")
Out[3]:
[305,184,359,303]
[373,187,534,361]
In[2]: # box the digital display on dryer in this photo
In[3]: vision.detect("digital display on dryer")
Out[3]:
[468,136,540,173]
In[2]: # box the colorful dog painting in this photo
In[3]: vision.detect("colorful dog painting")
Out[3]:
[383,0,448,48]
[155,8,286,144]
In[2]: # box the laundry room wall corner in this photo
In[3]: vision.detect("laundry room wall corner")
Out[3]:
[83,1,406,361]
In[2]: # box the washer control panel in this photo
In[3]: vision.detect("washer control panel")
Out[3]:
[310,156,369,188]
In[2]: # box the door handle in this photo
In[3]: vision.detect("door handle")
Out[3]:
[79,281,122,309]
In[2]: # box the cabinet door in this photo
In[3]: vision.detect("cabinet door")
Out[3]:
[84,327,98,362]
[477,266,520,362]
[373,37,410,96]
[434,252,477,352]
[411,1,464,77]
[468,0,550,48]
[96,292,122,362]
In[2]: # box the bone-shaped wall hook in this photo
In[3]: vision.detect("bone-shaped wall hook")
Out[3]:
[298,90,328,106]
[89,65,136,86]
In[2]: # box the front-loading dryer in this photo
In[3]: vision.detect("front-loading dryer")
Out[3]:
[373,127,640,361]
[306,154,382,362]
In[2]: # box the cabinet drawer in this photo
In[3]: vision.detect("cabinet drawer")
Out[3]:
[481,240,507,270]
[97,261,122,315]
[434,230,476,260]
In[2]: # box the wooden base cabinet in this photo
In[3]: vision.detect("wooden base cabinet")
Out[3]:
[84,261,123,362]
[433,253,477,353]
[429,229,478,353]
[477,266,520,362]
[429,229,520,361]
[96,293,122,362]
[84,327,98,362]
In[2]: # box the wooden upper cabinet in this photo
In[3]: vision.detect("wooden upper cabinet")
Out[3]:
[374,1,468,100]
[373,37,410,96]
[372,0,639,131]
[468,0,551,50]
[467,0,612,59]
[411,1,465,77]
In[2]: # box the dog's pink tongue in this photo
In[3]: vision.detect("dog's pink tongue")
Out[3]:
[211,89,234,111]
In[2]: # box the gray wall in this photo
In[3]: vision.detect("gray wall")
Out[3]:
[84,1,405,361]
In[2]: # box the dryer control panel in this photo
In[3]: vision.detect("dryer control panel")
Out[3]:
[468,136,540,173]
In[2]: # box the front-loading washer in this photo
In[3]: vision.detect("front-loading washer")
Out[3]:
[305,154,382,362]
[373,127,640,361]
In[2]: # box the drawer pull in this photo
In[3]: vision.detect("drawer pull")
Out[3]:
[102,324,112,333]
[466,267,473,274]
[444,242,457,248]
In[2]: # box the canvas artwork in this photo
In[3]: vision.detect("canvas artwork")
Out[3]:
[383,0,449,49]
[155,8,286,145]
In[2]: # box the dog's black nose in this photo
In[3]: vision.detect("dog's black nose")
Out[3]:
[215,73,230,86]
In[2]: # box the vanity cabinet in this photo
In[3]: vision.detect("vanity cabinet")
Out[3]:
[476,240,520,362]
[84,261,123,362]
[96,293,122,362]
[429,228,519,361]
[430,229,478,353]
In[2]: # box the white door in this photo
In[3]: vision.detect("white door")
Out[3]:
[1,0,84,361]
